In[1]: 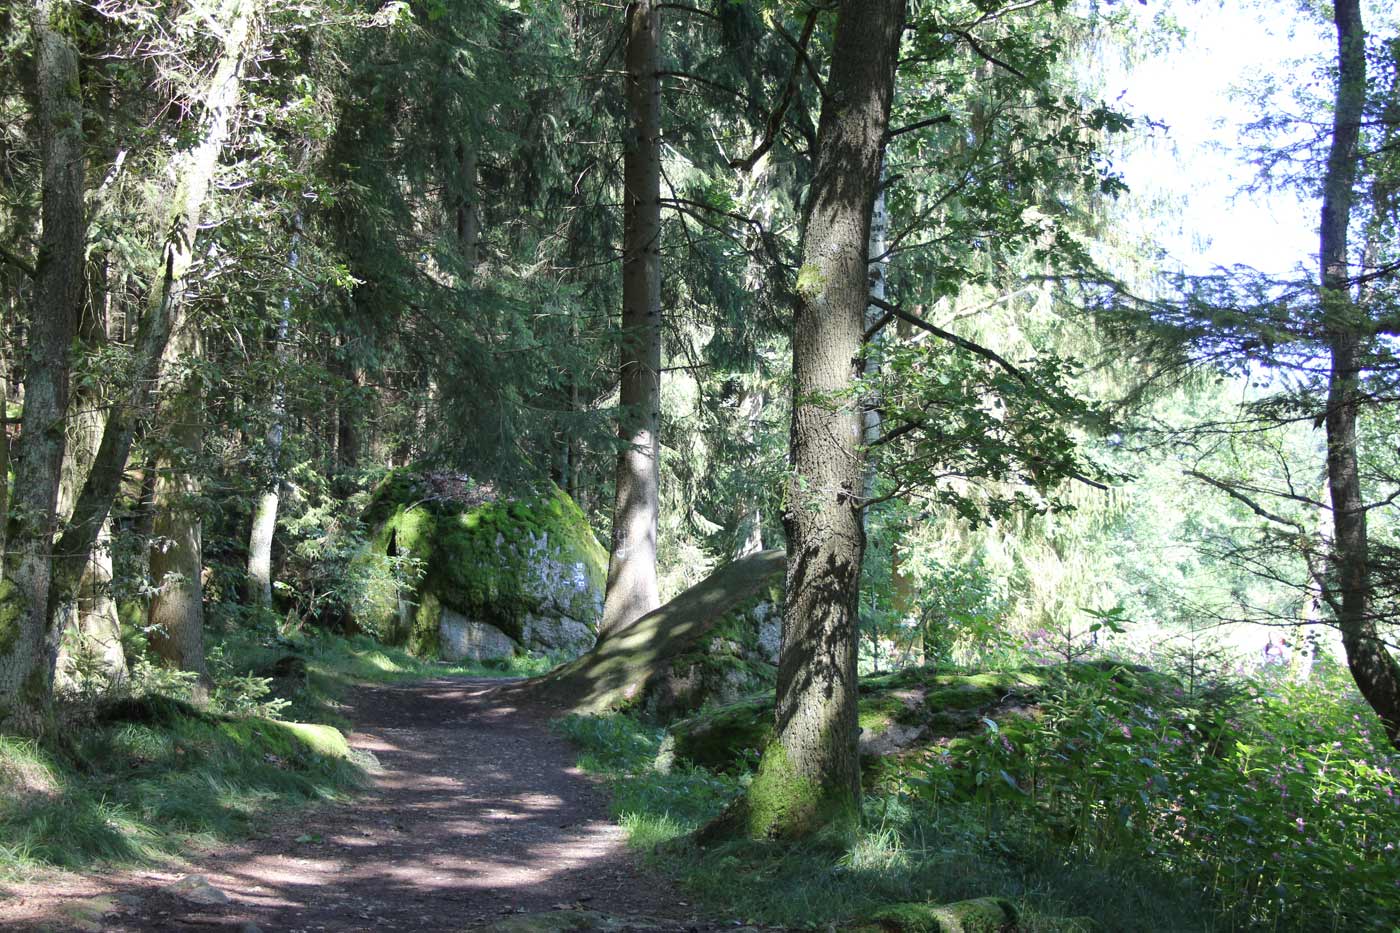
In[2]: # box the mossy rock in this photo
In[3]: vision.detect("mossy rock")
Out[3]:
[511,550,785,719]
[271,721,351,759]
[673,666,1050,771]
[355,469,607,661]
[869,897,1018,933]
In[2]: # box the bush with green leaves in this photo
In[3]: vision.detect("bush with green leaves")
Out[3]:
[901,664,1400,930]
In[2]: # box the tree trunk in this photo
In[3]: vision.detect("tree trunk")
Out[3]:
[147,323,210,696]
[734,388,766,558]
[53,277,128,691]
[0,0,85,722]
[47,0,254,631]
[246,219,297,608]
[0,278,12,560]
[746,0,905,839]
[1320,0,1400,748]
[246,317,287,608]
[600,0,663,638]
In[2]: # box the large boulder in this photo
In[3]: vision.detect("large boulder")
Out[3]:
[354,470,607,661]
[510,550,785,719]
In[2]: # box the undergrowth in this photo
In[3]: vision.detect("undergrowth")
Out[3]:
[560,663,1400,932]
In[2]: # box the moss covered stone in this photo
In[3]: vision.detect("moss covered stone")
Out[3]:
[869,898,1018,933]
[674,666,1054,771]
[356,469,607,660]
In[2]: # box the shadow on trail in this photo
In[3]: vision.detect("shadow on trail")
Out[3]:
[25,677,688,933]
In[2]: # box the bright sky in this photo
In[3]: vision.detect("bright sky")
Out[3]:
[1108,3,1333,279]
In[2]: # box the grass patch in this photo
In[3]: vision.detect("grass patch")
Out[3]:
[561,711,1206,931]
[0,697,362,879]
[559,664,1400,932]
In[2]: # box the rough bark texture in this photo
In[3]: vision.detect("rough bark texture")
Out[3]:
[748,0,905,838]
[48,0,254,631]
[52,271,128,689]
[601,0,663,638]
[0,0,84,720]
[147,323,210,694]
[1321,0,1400,747]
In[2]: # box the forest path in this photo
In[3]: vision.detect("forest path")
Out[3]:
[4,677,718,932]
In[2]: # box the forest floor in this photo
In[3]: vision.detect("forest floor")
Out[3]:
[0,677,740,932]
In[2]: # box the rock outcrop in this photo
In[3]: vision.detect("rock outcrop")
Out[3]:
[354,470,607,661]
[512,550,785,719]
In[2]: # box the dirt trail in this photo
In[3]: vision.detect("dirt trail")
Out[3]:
[2,678,723,932]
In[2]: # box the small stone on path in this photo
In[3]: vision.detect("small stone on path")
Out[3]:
[160,874,232,906]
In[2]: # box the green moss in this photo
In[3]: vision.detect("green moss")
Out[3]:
[672,695,772,772]
[796,263,826,300]
[410,592,442,657]
[747,743,821,839]
[870,898,1017,933]
[270,721,351,759]
[860,696,907,735]
[359,472,605,653]
[0,577,24,657]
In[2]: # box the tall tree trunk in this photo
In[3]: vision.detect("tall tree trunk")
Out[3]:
[147,323,210,695]
[54,269,127,690]
[246,316,288,608]
[600,0,663,638]
[734,388,766,558]
[246,218,298,608]
[1320,0,1400,748]
[747,0,905,839]
[47,0,254,630]
[0,278,12,560]
[0,0,85,721]
[861,162,889,501]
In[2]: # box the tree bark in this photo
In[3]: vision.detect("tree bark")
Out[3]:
[54,275,127,690]
[1321,0,1400,748]
[147,322,210,695]
[0,0,85,721]
[47,0,254,631]
[601,0,663,638]
[747,0,905,839]
[246,316,288,608]
[246,219,298,608]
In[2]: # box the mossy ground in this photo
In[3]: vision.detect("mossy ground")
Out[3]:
[671,665,1050,774]
[0,695,363,876]
[0,627,537,879]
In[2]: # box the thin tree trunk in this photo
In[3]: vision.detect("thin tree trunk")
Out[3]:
[747,0,905,839]
[601,0,663,638]
[246,219,298,608]
[246,320,287,608]
[48,0,254,630]
[0,278,12,560]
[147,322,210,696]
[0,0,85,721]
[1320,0,1400,748]
[862,162,889,502]
[734,388,766,558]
